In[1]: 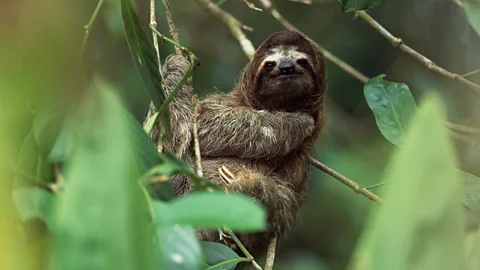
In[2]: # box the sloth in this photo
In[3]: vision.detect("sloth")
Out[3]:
[146,30,327,257]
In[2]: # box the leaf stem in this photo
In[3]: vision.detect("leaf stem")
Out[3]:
[226,229,262,270]
[205,257,251,270]
[82,0,105,55]
[366,181,387,190]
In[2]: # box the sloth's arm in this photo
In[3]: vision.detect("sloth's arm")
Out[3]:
[197,95,314,159]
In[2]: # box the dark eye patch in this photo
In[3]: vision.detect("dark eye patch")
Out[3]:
[265,61,276,70]
[297,58,309,66]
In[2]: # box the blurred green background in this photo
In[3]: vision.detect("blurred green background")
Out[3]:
[1,0,479,269]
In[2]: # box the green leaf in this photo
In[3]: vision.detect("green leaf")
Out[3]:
[364,75,416,145]
[154,192,266,231]
[154,152,219,192]
[32,107,65,158]
[156,224,203,270]
[348,94,464,270]
[463,171,480,229]
[120,0,171,139]
[12,187,56,229]
[54,80,154,270]
[202,242,240,270]
[464,2,480,36]
[339,0,386,12]
[15,131,55,187]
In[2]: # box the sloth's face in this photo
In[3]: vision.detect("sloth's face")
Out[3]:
[255,45,316,111]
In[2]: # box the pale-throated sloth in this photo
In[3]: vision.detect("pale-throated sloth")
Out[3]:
[146,30,327,257]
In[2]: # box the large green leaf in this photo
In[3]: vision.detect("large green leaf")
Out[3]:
[339,0,386,12]
[154,192,266,232]
[156,224,203,270]
[54,80,154,270]
[349,94,464,270]
[364,75,416,145]
[464,2,480,36]
[120,0,171,139]
[202,242,240,270]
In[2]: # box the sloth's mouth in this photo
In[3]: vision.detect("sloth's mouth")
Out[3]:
[275,73,302,80]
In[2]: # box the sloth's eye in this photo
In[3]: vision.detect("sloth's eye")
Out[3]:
[297,59,308,66]
[265,61,276,70]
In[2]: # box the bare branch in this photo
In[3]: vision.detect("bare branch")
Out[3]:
[258,0,369,83]
[355,11,480,95]
[150,0,164,80]
[162,0,182,55]
[448,130,480,148]
[309,156,383,203]
[193,0,256,58]
[264,237,277,270]
[445,121,480,134]
[242,0,263,11]
[192,95,204,176]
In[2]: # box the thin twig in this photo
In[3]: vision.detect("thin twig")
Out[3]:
[445,121,480,134]
[242,0,263,11]
[162,0,182,55]
[448,130,480,148]
[355,11,480,94]
[462,69,480,78]
[309,156,383,203]
[264,237,277,270]
[226,229,263,270]
[366,181,387,190]
[193,0,256,58]
[258,0,369,83]
[192,95,204,177]
[82,0,105,55]
[150,0,164,79]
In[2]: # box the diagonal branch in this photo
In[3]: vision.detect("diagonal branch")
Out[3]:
[309,156,383,203]
[355,11,480,95]
[193,0,256,58]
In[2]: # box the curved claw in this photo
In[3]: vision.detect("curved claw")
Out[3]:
[218,165,238,185]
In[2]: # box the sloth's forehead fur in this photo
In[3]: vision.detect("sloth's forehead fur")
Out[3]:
[258,45,312,72]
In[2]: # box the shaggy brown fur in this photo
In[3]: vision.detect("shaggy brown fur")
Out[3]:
[146,30,327,258]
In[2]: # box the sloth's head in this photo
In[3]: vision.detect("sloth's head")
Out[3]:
[234,31,327,115]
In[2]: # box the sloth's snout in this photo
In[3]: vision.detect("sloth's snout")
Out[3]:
[278,60,295,75]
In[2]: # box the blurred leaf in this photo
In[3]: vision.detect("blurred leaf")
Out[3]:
[364,75,416,145]
[156,224,203,270]
[54,80,154,270]
[202,241,240,270]
[48,113,75,163]
[464,2,480,36]
[154,192,266,231]
[155,152,219,192]
[32,107,64,158]
[15,131,55,187]
[12,187,56,229]
[463,171,480,229]
[465,230,480,270]
[349,94,464,270]
[120,0,172,139]
[339,0,386,12]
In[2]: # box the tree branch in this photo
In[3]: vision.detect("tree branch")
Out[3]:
[150,0,163,79]
[193,0,256,58]
[309,156,383,203]
[355,11,480,95]
[264,237,277,270]
[162,0,181,55]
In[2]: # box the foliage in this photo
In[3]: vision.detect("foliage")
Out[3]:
[2,0,480,270]
[349,95,465,270]
[464,2,480,36]
[364,75,416,146]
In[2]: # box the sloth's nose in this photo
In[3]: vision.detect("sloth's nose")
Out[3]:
[278,60,295,74]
